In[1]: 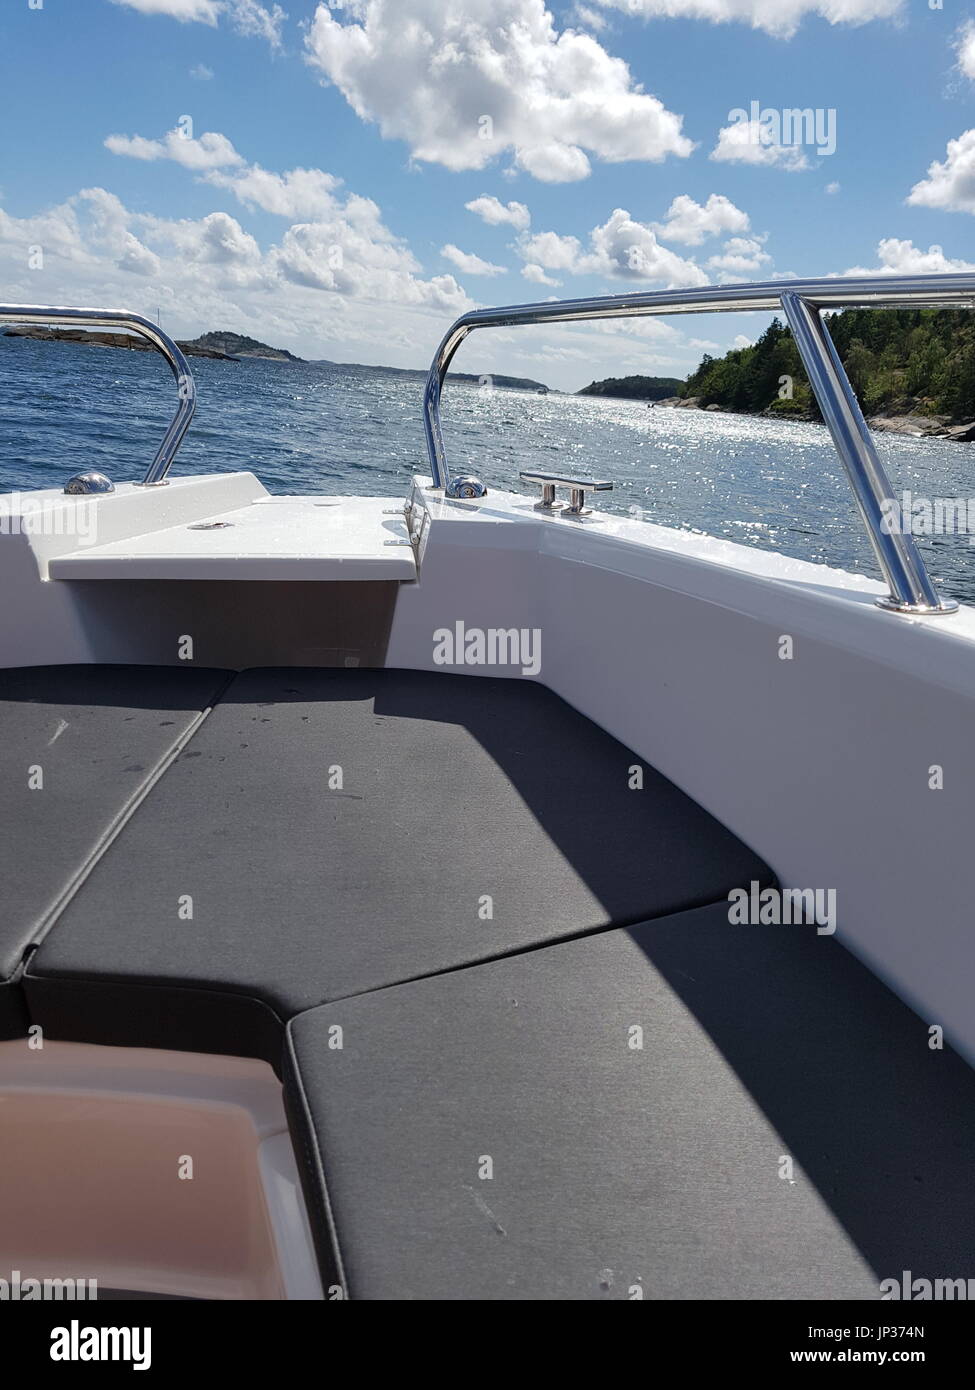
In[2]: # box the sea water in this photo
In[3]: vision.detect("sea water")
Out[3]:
[3,334,973,603]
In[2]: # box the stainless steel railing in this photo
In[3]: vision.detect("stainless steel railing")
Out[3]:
[423,274,975,615]
[0,305,196,489]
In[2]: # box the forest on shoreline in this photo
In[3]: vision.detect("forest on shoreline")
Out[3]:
[681,308,975,423]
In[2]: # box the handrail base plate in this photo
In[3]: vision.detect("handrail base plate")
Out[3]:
[876,597,960,616]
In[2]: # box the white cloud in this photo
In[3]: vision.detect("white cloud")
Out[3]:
[707,234,771,275]
[441,244,507,276]
[228,0,286,47]
[654,193,750,245]
[106,129,244,171]
[0,159,474,360]
[957,21,975,80]
[190,63,215,80]
[304,0,693,182]
[1,224,465,378]
[209,166,344,219]
[586,316,682,343]
[908,129,975,214]
[110,0,286,47]
[16,185,707,382]
[0,188,162,280]
[587,209,708,284]
[843,238,975,276]
[107,127,349,220]
[519,207,708,285]
[520,231,584,273]
[733,334,754,349]
[522,263,562,286]
[825,181,840,194]
[142,208,263,284]
[4,185,717,384]
[464,312,684,385]
[83,188,164,278]
[591,0,903,40]
[269,218,468,310]
[0,204,83,267]
[466,195,531,230]
[516,141,593,183]
[570,4,608,29]
[711,119,809,170]
[110,0,220,19]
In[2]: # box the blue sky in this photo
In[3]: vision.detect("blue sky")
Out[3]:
[2,0,974,389]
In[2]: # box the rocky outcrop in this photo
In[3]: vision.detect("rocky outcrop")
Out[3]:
[944,422,975,442]
[867,414,975,441]
[183,331,303,362]
[655,395,975,439]
[4,326,238,360]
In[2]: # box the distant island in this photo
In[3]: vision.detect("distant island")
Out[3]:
[3,325,302,362]
[311,358,549,393]
[577,374,684,401]
[5,325,238,360]
[4,325,549,390]
[184,331,304,362]
[452,371,548,392]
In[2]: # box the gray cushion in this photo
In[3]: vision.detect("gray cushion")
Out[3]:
[28,669,771,1049]
[0,665,229,1038]
[285,902,975,1300]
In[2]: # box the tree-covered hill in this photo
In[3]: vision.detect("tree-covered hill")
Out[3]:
[682,309,975,422]
[578,374,684,401]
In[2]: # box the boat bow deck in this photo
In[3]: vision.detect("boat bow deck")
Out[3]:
[2,662,974,1299]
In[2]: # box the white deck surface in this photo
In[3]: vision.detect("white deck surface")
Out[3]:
[49,495,416,581]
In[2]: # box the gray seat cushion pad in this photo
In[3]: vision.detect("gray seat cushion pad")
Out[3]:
[29,669,771,1025]
[285,902,975,1300]
[0,664,228,1036]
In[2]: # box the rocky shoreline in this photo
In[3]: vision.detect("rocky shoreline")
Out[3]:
[863,414,975,442]
[4,326,240,360]
[655,395,975,441]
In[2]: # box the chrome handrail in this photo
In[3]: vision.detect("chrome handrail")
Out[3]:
[0,304,196,488]
[423,273,975,615]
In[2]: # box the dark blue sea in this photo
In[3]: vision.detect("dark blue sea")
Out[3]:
[3,333,974,603]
